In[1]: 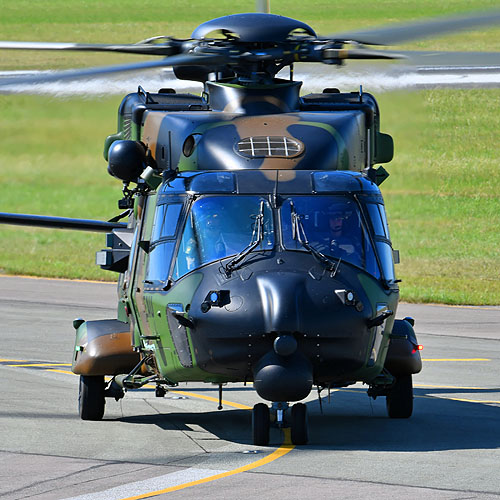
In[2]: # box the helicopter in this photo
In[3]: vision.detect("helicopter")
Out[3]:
[1,9,499,446]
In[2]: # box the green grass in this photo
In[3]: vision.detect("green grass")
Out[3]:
[0,95,121,280]
[0,1,499,302]
[378,90,500,304]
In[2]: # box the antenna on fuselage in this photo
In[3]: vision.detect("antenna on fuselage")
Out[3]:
[255,0,270,13]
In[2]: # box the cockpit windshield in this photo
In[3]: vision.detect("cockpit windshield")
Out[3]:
[173,195,274,280]
[281,196,381,278]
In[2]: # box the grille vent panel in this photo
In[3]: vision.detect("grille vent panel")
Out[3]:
[236,136,304,158]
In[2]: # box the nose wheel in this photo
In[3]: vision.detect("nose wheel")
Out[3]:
[252,402,308,445]
[252,403,270,445]
[290,403,308,445]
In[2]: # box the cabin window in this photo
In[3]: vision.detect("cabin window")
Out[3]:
[280,195,380,278]
[173,195,274,280]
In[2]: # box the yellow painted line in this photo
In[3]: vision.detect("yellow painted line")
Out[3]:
[415,383,485,389]
[422,358,491,362]
[430,395,500,404]
[416,392,500,404]
[47,369,75,375]
[0,358,27,363]
[171,389,252,411]
[409,394,500,405]
[0,273,115,285]
[400,301,500,311]
[20,365,294,499]
[7,362,72,367]
[143,384,252,411]
[119,428,294,500]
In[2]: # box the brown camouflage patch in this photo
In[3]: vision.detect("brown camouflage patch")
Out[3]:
[142,112,167,160]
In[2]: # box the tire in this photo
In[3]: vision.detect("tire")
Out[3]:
[79,375,105,421]
[386,374,413,418]
[290,403,308,445]
[252,403,270,446]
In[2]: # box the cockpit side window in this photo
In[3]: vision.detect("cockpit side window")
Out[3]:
[365,202,395,283]
[173,195,274,280]
[146,202,184,282]
[366,203,390,239]
[151,203,183,242]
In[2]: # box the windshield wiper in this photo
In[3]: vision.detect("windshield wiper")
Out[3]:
[224,200,265,276]
[290,202,341,275]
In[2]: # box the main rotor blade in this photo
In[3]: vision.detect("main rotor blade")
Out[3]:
[328,9,500,46]
[0,213,127,232]
[0,52,225,87]
[0,40,179,56]
[324,48,405,61]
[394,50,500,68]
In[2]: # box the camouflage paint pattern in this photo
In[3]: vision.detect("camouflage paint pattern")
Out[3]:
[72,320,139,376]
[95,82,402,391]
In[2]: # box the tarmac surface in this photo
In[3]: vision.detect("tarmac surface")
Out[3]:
[1,275,499,499]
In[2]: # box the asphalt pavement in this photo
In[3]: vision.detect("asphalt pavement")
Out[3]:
[0,275,499,499]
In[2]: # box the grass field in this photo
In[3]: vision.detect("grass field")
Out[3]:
[1,1,499,304]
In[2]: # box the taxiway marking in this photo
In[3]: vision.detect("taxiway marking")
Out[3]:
[119,432,293,500]
[7,362,73,367]
[168,389,251,410]
[431,395,500,404]
[422,358,491,362]
[64,433,294,500]
[0,358,296,498]
[3,359,499,416]
[415,383,485,389]
[47,369,75,375]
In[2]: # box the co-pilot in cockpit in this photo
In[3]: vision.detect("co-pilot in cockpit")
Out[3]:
[280,196,379,276]
[173,196,274,280]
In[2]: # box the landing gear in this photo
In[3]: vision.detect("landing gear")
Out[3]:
[386,374,413,418]
[252,402,309,445]
[155,385,167,398]
[79,375,105,420]
[252,403,270,445]
[290,403,308,445]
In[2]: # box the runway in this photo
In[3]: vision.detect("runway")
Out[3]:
[1,275,499,499]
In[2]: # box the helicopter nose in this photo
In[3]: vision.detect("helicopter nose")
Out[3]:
[252,273,314,402]
[257,272,308,333]
[253,348,313,402]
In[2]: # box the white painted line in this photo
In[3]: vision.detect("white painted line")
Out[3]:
[63,467,227,500]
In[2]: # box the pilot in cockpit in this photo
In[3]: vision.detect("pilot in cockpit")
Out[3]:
[316,202,361,262]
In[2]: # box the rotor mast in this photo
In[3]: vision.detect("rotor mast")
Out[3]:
[255,0,270,14]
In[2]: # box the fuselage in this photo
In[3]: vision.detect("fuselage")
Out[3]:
[126,169,399,401]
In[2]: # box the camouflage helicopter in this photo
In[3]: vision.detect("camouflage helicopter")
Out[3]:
[1,8,499,446]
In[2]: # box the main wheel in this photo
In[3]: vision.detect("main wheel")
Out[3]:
[252,403,270,446]
[290,403,308,445]
[79,375,105,421]
[386,374,413,418]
